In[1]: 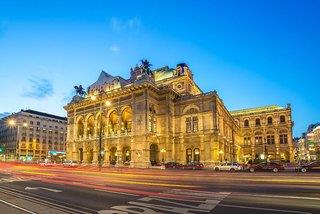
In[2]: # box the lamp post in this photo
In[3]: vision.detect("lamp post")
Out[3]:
[160,148,166,163]
[7,119,28,161]
[218,150,224,163]
[90,93,111,172]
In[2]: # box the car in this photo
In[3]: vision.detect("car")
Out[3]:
[182,162,204,170]
[214,162,243,172]
[63,160,78,167]
[164,162,183,169]
[39,161,53,167]
[248,162,284,173]
[299,161,320,173]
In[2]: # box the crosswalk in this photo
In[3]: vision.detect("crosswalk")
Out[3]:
[99,189,231,213]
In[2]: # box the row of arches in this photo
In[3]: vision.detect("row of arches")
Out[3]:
[242,115,287,127]
[76,107,133,138]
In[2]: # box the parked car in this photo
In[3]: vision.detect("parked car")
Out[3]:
[39,161,53,167]
[248,162,284,173]
[299,161,320,173]
[182,162,204,170]
[165,162,183,169]
[214,162,243,172]
[63,160,78,167]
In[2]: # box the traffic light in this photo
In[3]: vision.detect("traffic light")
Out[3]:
[0,146,5,154]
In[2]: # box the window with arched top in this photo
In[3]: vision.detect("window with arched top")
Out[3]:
[77,118,84,138]
[97,114,107,135]
[109,110,119,134]
[244,119,249,127]
[267,117,273,125]
[280,115,286,123]
[121,107,132,133]
[86,115,95,137]
[255,118,261,126]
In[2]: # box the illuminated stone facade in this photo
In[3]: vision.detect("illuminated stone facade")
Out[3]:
[0,109,67,161]
[231,105,294,163]
[65,61,293,167]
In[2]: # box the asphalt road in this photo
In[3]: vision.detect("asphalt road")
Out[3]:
[0,163,319,214]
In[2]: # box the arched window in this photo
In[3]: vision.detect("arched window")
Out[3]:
[109,110,119,134]
[77,118,84,138]
[86,115,95,137]
[267,117,273,125]
[121,107,132,133]
[280,115,286,123]
[97,114,106,136]
[244,119,249,127]
[255,118,261,126]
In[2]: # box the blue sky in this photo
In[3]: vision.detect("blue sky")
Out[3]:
[0,0,319,136]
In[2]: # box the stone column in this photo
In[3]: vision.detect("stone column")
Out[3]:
[92,142,99,165]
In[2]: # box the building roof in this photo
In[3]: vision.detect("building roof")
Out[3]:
[21,109,67,121]
[230,105,285,116]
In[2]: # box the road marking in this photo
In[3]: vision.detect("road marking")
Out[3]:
[25,186,62,193]
[94,189,139,197]
[247,193,320,201]
[218,204,312,214]
[0,186,93,214]
[0,198,37,214]
[99,189,229,213]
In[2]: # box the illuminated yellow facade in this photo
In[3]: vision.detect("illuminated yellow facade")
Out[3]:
[65,61,293,167]
[231,105,294,163]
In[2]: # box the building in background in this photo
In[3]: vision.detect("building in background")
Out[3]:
[0,109,67,162]
[297,123,320,161]
[65,61,294,167]
[231,105,294,163]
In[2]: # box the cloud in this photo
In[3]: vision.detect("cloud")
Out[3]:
[0,112,10,119]
[109,17,141,32]
[109,45,120,53]
[22,78,54,99]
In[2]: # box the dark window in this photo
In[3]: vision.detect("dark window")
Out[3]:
[267,117,273,125]
[280,116,286,123]
[266,135,275,144]
[279,134,288,144]
[255,118,261,126]
[244,120,249,127]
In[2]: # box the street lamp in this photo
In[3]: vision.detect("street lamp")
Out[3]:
[218,150,224,163]
[89,92,111,172]
[160,148,166,163]
[7,119,27,161]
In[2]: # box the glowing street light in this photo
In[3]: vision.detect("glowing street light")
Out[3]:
[8,119,16,126]
[160,148,166,163]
